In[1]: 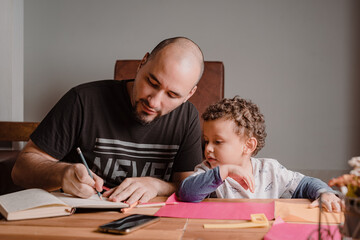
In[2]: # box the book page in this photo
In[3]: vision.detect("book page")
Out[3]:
[0,189,67,213]
[51,192,129,208]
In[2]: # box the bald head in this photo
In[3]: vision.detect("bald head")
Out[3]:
[147,37,204,83]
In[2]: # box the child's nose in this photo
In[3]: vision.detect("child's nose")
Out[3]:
[205,144,214,153]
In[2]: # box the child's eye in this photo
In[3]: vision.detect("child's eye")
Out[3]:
[204,140,209,145]
[215,140,223,144]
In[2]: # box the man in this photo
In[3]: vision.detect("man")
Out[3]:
[12,37,204,204]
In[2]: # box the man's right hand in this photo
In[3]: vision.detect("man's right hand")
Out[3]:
[61,163,104,198]
[12,140,103,199]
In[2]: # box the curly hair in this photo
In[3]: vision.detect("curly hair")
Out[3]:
[202,96,267,156]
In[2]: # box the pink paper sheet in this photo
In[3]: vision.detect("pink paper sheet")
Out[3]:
[154,194,274,220]
[264,217,342,240]
[165,193,179,203]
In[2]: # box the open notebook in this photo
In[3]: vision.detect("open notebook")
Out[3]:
[0,188,129,221]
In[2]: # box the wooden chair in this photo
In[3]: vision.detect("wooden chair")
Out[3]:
[0,122,39,195]
[0,122,39,142]
[114,60,225,120]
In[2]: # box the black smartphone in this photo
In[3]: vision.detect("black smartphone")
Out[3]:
[98,214,160,234]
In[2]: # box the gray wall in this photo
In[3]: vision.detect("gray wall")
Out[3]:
[23,0,360,181]
[0,0,23,122]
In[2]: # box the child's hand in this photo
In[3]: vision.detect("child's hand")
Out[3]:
[309,192,343,212]
[219,165,255,193]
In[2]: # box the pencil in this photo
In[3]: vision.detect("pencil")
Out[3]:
[136,202,179,208]
[121,201,139,213]
[76,147,103,200]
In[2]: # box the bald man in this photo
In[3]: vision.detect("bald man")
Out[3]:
[12,37,204,204]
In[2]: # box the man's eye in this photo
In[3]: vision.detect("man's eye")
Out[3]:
[167,92,177,98]
[147,78,158,87]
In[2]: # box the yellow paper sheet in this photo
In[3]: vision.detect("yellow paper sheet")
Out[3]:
[275,201,343,224]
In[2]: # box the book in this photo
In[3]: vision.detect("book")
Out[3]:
[0,188,129,221]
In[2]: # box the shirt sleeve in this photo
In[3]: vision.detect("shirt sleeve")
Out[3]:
[178,166,223,202]
[30,87,83,160]
[171,104,202,173]
[291,176,337,200]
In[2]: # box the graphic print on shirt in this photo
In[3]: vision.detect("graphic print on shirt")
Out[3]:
[285,178,293,188]
[90,138,179,185]
[265,182,273,191]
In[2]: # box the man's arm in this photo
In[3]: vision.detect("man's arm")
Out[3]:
[12,140,103,198]
[102,171,194,204]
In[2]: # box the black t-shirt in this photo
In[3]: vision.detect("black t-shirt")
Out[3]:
[31,80,202,188]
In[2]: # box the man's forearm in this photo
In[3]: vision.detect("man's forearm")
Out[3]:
[150,177,177,196]
[12,151,70,191]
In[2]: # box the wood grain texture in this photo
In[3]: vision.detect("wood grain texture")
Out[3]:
[0,122,39,142]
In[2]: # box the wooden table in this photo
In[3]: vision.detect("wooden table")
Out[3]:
[0,197,312,240]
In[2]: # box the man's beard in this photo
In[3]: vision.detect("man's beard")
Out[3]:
[132,99,161,125]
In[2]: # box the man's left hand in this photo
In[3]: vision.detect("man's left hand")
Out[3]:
[102,177,175,204]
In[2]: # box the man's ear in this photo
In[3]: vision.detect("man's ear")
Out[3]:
[184,85,197,103]
[137,52,150,72]
[244,137,257,155]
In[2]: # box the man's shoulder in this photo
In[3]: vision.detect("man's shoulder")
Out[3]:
[161,101,200,132]
[69,80,133,101]
[73,79,129,91]
[172,101,199,118]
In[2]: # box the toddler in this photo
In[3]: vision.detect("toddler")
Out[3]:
[178,96,341,212]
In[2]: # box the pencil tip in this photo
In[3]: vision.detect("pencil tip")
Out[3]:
[97,192,103,200]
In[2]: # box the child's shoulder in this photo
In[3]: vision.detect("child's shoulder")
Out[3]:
[194,160,212,172]
[252,157,285,170]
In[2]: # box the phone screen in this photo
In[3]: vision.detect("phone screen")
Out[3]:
[98,214,160,234]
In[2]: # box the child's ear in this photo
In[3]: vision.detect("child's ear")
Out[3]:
[244,137,257,155]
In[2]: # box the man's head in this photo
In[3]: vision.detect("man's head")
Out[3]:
[201,96,267,168]
[129,37,204,124]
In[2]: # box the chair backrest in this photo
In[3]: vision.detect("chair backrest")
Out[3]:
[114,60,224,119]
[0,122,39,142]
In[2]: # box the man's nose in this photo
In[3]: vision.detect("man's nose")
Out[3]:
[148,91,163,109]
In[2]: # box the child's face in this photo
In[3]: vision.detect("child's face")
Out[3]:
[203,118,249,168]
